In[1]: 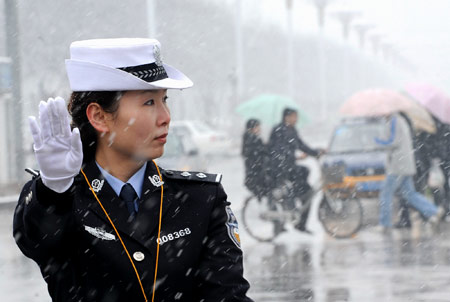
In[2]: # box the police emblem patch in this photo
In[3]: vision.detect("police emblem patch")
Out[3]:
[91,179,104,192]
[153,44,163,66]
[225,206,241,249]
[149,175,164,187]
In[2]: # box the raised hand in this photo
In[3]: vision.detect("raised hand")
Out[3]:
[28,97,83,193]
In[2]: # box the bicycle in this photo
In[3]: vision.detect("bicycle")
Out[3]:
[241,165,364,241]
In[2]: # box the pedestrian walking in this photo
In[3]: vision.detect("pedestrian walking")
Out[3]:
[13,38,253,302]
[375,113,442,231]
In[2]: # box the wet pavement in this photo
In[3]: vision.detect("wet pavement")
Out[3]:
[2,156,450,301]
[219,155,450,302]
[241,223,450,302]
[0,203,49,302]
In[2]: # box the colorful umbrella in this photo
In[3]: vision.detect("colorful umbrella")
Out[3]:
[404,83,450,124]
[235,94,309,127]
[340,88,436,133]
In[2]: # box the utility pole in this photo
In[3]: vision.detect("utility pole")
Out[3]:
[235,0,244,104]
[5,0,23,183]
[332,10,361,97]
[309,0,333,120]
[286,0,295,100]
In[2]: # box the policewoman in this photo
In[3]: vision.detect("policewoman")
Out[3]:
[13,38,253,302]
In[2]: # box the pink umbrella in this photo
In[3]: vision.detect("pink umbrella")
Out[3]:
[404,83,450,124]
[340,88,436,133]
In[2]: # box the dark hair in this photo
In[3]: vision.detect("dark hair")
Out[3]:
[246,119,260,131]
[68,91,123,164]
[282,107,297,121]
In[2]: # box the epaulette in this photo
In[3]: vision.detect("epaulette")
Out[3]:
[161,169,222,183]
[25,168,40,179]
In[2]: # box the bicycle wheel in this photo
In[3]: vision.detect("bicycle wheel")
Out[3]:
[318,195,363,238]
[241,194,286,242]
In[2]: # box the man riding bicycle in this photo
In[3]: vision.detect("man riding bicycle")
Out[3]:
[268,108,323,234]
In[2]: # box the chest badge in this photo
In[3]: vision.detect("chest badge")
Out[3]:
[84,225,116,241]
[149,175,164,187]
[91,179,104,192]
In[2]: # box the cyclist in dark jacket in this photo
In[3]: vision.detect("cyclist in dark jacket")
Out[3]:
[268,108,322,233]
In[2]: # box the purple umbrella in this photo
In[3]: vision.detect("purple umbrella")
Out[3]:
[404,83,450,124]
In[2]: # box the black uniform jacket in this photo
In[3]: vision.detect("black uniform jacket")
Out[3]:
[269,123,318,168]
[13,160,253,302]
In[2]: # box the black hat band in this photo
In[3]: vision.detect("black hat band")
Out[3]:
[118,62,168,83]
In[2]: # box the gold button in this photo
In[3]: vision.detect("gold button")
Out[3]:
[133,251,145,262]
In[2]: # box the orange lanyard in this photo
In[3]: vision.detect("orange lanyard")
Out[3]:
[80,160,164,302]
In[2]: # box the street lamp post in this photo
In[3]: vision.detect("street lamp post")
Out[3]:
[368,33,384,86]
[0,57,12,184]
[331,10,361,97]
[235,0,244,103]
[368,33,383,56]
[5,0,23,183]
[309,0,333,119]
[228,0,245,134]
[353,22,374,50]
[353,22,375,89]
[381,41,393,64]
[332,10,361,40]
[285,0,295,99]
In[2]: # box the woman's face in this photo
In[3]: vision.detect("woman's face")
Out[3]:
[104,89,170,161]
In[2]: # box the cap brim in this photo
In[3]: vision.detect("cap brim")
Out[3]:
[65,59,193,91]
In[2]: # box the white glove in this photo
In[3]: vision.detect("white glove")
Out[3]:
[29,97,83,193]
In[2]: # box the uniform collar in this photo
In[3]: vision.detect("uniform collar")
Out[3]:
[95,161,147,198]
[80,160,174,246]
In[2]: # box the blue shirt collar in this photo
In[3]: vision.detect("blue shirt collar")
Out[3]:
[96,162,147,198]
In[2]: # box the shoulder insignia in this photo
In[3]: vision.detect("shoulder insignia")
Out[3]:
[225,206,241,249]
[25,168,40,179]
[162,169,222,183]
[25,190,33,205]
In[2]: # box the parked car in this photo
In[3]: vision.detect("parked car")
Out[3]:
[170,120,233,155]
[321,116,390,199]
[156,132,208,172]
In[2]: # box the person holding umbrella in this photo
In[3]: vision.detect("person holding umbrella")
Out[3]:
[375,113,443,232]
[268,108,323,234]
[13,38,253,302]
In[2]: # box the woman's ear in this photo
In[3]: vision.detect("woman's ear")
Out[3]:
[86,103,110,133]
